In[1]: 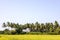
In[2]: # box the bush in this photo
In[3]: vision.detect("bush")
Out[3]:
[48,32,58,35]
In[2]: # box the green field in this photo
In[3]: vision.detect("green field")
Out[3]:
[0,35,60,40]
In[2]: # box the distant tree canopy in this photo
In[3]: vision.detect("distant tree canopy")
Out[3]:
[1,21,60,35]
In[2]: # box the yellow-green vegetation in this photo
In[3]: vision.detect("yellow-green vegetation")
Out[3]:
[0,35,60,40]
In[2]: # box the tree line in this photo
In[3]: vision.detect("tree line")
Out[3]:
[0,21,60,35]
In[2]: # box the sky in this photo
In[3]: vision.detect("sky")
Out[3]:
[0,0,60,30]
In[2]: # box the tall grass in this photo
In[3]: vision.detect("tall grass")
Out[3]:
[0,35,60,40]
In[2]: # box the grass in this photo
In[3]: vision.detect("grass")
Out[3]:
[0,35,60,40]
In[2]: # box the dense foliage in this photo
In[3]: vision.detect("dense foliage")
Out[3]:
[1,21,60,35]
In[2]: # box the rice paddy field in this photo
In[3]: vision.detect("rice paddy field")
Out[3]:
[0,35,60,40]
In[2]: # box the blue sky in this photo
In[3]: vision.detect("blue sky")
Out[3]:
[0,0,60,27]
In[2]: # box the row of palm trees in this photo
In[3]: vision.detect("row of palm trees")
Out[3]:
[2,21,60,34]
